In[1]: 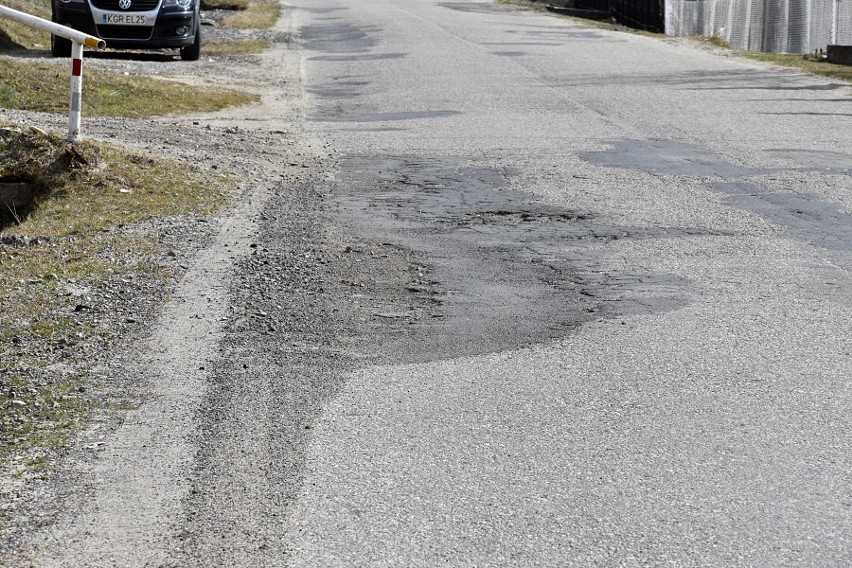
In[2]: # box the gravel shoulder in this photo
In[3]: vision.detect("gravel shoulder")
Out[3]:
[0,5,415,565]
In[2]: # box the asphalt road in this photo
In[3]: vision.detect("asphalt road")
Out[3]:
[20,0,852,566]
[285,0,852,566]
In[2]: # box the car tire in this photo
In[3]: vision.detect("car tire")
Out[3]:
[180,27,201,61]
[50,34,72,57]
[50,9,72,58]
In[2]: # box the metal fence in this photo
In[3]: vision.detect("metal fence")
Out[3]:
[666,0,852,53]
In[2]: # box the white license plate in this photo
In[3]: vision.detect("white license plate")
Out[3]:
[102,13,148,25]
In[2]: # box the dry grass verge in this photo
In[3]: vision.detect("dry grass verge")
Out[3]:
[0,123,230,479]
[0,58,258,117]
[0,0,50,51]
[692,37,852,83]
[223,0,280,30]
[204,38,270,55]
[201,0,249,9]
[743,51,852,82]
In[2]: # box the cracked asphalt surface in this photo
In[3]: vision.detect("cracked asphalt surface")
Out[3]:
[7,0,852,565]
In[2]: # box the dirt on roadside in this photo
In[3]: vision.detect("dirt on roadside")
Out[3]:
[0,5,325,564]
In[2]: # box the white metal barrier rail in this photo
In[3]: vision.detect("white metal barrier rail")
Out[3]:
[0,5,105,141]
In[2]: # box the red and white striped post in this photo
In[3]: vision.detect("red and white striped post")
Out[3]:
[0,5,105,142]
[69,41,86,142]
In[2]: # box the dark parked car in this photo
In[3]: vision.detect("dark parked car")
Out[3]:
[51,0,201,60]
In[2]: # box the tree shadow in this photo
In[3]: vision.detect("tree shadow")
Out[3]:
[0,27,27,52]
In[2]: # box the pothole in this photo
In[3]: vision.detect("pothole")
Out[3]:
[333,155,702,362]
[464,209,593,226]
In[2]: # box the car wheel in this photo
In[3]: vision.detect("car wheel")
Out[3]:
[180,27,201,61]
[50,34,72,57]
[50,10,72,57]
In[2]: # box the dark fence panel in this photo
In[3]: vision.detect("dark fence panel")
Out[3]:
[611,0,664,32]
[574,0,611,12]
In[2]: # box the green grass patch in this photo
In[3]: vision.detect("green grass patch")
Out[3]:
[27,317,81,340]
[22,150,223,236]
[0,0,51,51]
[223,0,280,29]
[1,128,225,235]
[0,375,90,464]
[0,239,122,300]
[0,21,50,51]
[0,59,259,117]
[204,38,270,55]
